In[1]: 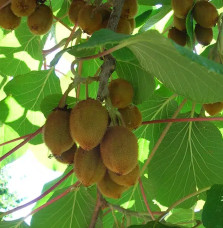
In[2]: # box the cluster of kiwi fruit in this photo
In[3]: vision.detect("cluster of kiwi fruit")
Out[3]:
[68,0,138,35]
[43,78,142,199]
[0,0,53,35]
[168,0,218,46]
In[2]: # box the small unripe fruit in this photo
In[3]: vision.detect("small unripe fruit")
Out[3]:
[74,147,106,186]
[108,79,134,109]
[121,0,138,19]
[0,4,21,30]
[171,0,194,19]
[11,0,37,17]
[173,15,186,31]
[68,0,85,24]
[119,105,142,130]
[203,102,223,116]
[55,144,77,164]
[78,5,102,34]
[116,18,132,34]
[27,4,53,35]
[108,164,140,187]
[193,1,218,28]
[168,27,187,46]
[195,24,213,46]
[100,126,138,175]
[69,99,109,151]
[98,172,128,199]
[43,109,74,156]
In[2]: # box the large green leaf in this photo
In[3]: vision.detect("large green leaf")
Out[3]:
[128,221,182,228]
[0,219,29,228]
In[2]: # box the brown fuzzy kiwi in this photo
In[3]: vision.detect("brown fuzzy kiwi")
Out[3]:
[27,4,53,35]
[0,4,21,30]
[128,18,136,33]
[173,15,186,31]
[195,24,213,46]
[118,105,142,130]
[192,1,218,28]
[43,109,74,156]
[74,146,106,186]
[171,0,194,19]
[68,0,85,25]
[116,18,132,34]
[108,164,140,187]
[78,5,102,35]
[55,144,77,164]
[203,102,223,116]
[100,126,138,175]
[108,79,134,109]
[97,172,128,199]
[121,0,138,19]
[11,0,36,17]
[168,27,187,46]
[69,98,109,151]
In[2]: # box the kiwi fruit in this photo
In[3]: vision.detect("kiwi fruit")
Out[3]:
[193,1,218,28]
[74,146,106,186]
[43,109,74,156]
[11,0,36,17]
[118,105,142,130]
[0,4,21,30]
[195,24,213,46]
[171,0,194,19]
[55,144,77,164]
[168,27,187,46]
[121,0,138,19]
[69,98,109,151]
[203,102,223,116]
[27,4,53,35]
[100,126,138,175]
[128,18,136,33]
[116,18,132,34]
[68,0,85,25]
[97,172,128,199]
[78,5,103,34]
[108,79,134,109]
[173,15,186,31]
[108,164,140,187]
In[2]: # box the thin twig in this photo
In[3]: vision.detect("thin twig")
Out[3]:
[53,15,72,31]
[1,170,74,218]
[139,178,155,220]
[64,23,78,49]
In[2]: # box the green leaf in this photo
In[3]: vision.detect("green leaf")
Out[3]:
[0,219,29,228]
[202,185,223,228]
[4,69,62,111]
[128,221,182,227]
[148,114,223,207]
[31,186,102,228]
[138,0,171,5]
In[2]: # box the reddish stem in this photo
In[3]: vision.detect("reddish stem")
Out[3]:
[142,117,223,125]
[0,0,10,10]
[53,15,72,31]
[138,178,155,220]
[1,170,74,218]
[0,127,43,162]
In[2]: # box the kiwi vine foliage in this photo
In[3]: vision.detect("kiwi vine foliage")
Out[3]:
[1,0,223,227]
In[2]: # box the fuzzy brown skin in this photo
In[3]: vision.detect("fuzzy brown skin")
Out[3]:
[171,0,193,19]
[108,79,134,108]
[69,99,109,151]
[108,164,140,186]
[173,15,186,31]
[97,172,128,199]
[203,102,223,116]
[116,18,132,34]
[195,24,213,46]
[27,4,53,35]
[78,5,102,35]
[74,147,106,186]
[68,0,85,24]
[11,0,36,17]
[128,18,136,33]
[0,4,21,30]
[121,0,138,19]
[168,27,187,46]
[43,110,74,156]
[100,126,138,175]
[193,1,218,28]
[119,105,142,130]
[55,144,77,164]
